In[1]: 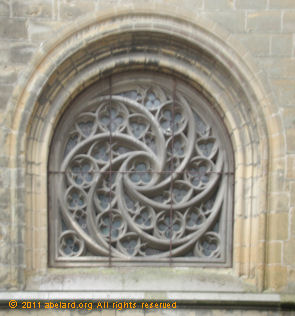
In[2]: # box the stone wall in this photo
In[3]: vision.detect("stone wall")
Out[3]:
[0,0,294,314]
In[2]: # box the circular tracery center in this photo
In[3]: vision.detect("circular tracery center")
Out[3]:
[50,72,232,265]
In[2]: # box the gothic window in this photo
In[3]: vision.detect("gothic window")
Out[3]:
[49,72,234,267]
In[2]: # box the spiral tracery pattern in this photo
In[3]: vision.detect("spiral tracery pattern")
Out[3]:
[54,81,229,263]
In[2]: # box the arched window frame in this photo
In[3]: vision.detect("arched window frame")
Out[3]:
[6,7,277,293]
[48,71,234,267]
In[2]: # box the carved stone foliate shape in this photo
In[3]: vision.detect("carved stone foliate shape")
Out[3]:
[49,73,233,266]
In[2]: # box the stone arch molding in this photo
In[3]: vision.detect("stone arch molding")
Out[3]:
[7,6,281,291]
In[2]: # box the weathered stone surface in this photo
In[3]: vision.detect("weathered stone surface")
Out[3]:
[289,266,295,279]
[0,18,27,39]
[0,223,8,251]
[257,57,295,78]
[283,108,295,131]
[291,186,295,207]
[27,19,64,42]
[271,34,293,56]
[284,240,295,266]
[268,212,289,240]
[60,0,95,20]
[266,241,282,264]
[0,65,18,85]
[204,0,235,10]
[0,0,9,16]
[205,11,245,32]
[0,244,10,265]
[286,156,295,182]
[176,0,203,9]
[234,34,270,56]
[270,0,295,9]
[283,11,295,33]
[286,129,295,153]
[10,43,36,63]
[269,193,290,212]
[0,85,13,110]
[0,266,10,289]
[291,208,295,242]
[247,11,281,32]
[270,79,295,107]
[266,265,288,290]
[12,0,52,18]
[236,0,267,9]
[0,43,10,65]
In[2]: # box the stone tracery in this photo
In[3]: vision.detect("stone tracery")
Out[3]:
[50,74,231,264]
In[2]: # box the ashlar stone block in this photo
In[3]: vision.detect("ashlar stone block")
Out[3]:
[266,265,288,290]
[247,11,281,33]
[10,43,37,64]
[286,129,295,153]
[12,0,52,18]
[60,0,95,20]
[0,18,27,40]
[267,212,289,241]
[270,79,295,107]
[291,207,295,239]
[233,34,270,56]
[236,0,267,9]
[270,0,295,9]
[284,240,295,266]
[0,85,13,111]
[205,11,245,33]
[0,65,19,85]
[266,241,282,264]
[271,34,293,56]
[27,20,64,42]
[204,0,235,10]
[0,0,9,16]
[283,11,295,33]
[269,193,290,212]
